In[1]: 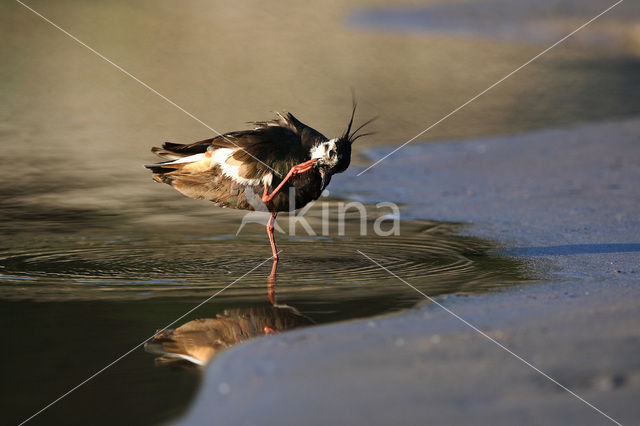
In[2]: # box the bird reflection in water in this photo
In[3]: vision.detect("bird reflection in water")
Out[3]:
[145,261,312,368]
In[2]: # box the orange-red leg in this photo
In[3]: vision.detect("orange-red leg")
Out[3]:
[262,159,317,204]
[267,213,278,261]
[267,252,278,305]
[262,160,316,306]
[264,325,279,334]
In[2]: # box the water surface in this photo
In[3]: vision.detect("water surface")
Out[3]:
[2,0,638,424]
[1,212,532,424]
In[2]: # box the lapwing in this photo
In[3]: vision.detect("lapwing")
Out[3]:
[145,304,314,367]
[145,104,373,265]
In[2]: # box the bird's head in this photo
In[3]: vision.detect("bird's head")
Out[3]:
[310,101,375,176]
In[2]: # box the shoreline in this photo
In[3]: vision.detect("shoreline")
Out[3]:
[178,117,640,425]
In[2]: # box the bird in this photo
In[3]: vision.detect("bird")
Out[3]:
[145,104,373,265]
[145,304,314,368]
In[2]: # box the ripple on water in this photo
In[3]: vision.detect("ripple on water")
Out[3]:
[0,222,531,302]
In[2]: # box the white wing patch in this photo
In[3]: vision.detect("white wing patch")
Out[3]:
[213,148,263,186]
[160,148,271,186]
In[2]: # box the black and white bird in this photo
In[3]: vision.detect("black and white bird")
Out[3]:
[145,304,314,367]
[145,104,372,261]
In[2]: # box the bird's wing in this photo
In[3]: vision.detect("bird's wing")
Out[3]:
[146,124,310,184]
[250,111,328,151]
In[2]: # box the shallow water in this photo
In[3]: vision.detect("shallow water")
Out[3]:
[2,0,638,424]
[0,221,526,302]
[1,211,532,424]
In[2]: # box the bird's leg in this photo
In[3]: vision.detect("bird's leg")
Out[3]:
[261,159,317,204]
[267,245,278,305]
[266,213,278,261]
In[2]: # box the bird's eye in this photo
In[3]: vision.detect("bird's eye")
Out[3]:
[329,149,336,159]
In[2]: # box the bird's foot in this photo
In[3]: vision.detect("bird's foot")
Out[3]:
[264,325,279,335]
[261,159,317,203]
[289,159,316,175]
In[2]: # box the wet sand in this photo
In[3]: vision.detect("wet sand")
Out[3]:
[180,118,640,425]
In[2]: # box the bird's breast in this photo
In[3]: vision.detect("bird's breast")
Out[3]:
[263,168,325,212]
